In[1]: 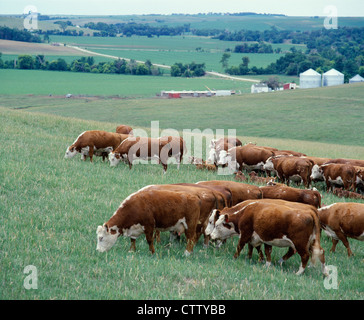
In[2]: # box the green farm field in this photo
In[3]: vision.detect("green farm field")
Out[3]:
[1,76,364,300]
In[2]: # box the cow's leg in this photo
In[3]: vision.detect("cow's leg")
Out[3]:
[295,245,310,275]
[88,145,94,162]
[129,238,136,252]
[278,247,296,265]
[330,239,339,253]
[334,231,353,256]
[145,228,155,254]
[154,230,161,243]
[184,228,196,256]
[264,244,272,266]
[234,234,249,259]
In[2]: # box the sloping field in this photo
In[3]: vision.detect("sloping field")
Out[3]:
[0,39,96,56]
[1,106,363,300]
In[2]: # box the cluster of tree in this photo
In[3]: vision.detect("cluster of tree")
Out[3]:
[170,62,206,77]
[224,49,364,81]
[0,54,162,76]
[233,42,273,53]
[83,22,190,37]
[0,26,42,43]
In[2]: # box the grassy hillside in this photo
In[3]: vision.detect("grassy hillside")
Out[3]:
[1,80,363,149]
[1,106,363,300]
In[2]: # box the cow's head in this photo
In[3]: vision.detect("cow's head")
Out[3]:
[205,209,221,236]
[206,148,217,164]
[96,224,120,252]
[210,214,237,241]
[109,152,121,167]
[64,146,78,159]
[217,150,231,166]
[263,157,275,172]
[310,164,324,181]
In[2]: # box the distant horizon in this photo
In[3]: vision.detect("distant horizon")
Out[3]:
[1,1,363,17]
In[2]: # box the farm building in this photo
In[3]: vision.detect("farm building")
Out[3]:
[349,74,364,83]
[323,68,344,87]
[251,83,269,93]
[299,68,321,89]
[159,90,234,98]
[283,83,297,90]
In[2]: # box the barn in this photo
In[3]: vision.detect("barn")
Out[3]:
[323,68,344,87]
[251,83,269,93]
[299,68,321,89]
[349,74,364,83]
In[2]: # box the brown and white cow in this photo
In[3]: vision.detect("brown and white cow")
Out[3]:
[196,180,263,206]
[207,137,242,166]
[259,183,322,208]
[109,136,186,172]
[116,125,133,135]
[324,158,364,168]
[318,202,364,256]
[210,199,328,276]
[310,163,357,192]
[65,130,129,162]
[218,144,276,173]
[96,186,202,255]
[273,150,307,157]
[248,171,277,185]
[264,156,314,188]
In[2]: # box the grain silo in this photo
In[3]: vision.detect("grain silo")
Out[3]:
[323,68,344,87]
[349,74,364,83]
[299,68,321,89]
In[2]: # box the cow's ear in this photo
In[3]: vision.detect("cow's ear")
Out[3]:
[214,210,220,218]
[224,215,229,223]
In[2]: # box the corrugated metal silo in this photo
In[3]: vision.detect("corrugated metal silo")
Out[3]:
[299,68,321,89]
[323,68,344,86]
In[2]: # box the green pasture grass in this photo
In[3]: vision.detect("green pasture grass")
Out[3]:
[0,69,253,96]
[1,79,363,148]
[1,107,363,300]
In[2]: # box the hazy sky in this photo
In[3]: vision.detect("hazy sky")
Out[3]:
[1,0,363,16]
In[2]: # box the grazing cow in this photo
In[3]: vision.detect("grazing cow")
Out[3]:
[318,203,364,256]
[264,156,314,188]
[248,171,277,185]
[355,167,364,193]
[259,183,322,208]
[65,130,129,162]
[210,199,328,276]
[324,158,364,168]
[96,186,202,256]
[116,125,133,135]
[273,150,307,157]
[310,163,357,192]
[207,137,242,166]
[196,180,263,206]
[218,144,275,173]
[109,136,186,172]
[332,188,364,200]
[302,156,332,166]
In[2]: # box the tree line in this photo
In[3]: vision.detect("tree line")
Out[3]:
[0,54,162,76]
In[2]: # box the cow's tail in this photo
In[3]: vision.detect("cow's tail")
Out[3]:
[311,211,323,266]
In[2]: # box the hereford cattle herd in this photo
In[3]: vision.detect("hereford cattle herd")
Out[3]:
[65,125,364,276]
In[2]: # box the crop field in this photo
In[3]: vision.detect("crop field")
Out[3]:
[1,77,364,300]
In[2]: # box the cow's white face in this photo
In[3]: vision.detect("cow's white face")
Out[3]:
[210,214,237,241]
[217,150,231,166]
[263,158,274,171]
[310,164,324,180]
[64,146,78,159]
[205,210,219,236]
[96,224,119,252]
[109,152,121,167]
[206,149,217,164]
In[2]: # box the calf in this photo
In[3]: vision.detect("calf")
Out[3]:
[116,125,133,135]
[65,130,129,162]
[260,184,322,208]
[264,156,314,188]
[210,199,328,276]
[248,171,276,185]
[318,203,364,256]
[332,188,364,200]
[109,136,186,172]
[234,171,247,182]
[310,163,357,192]
[195,162,217,171]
